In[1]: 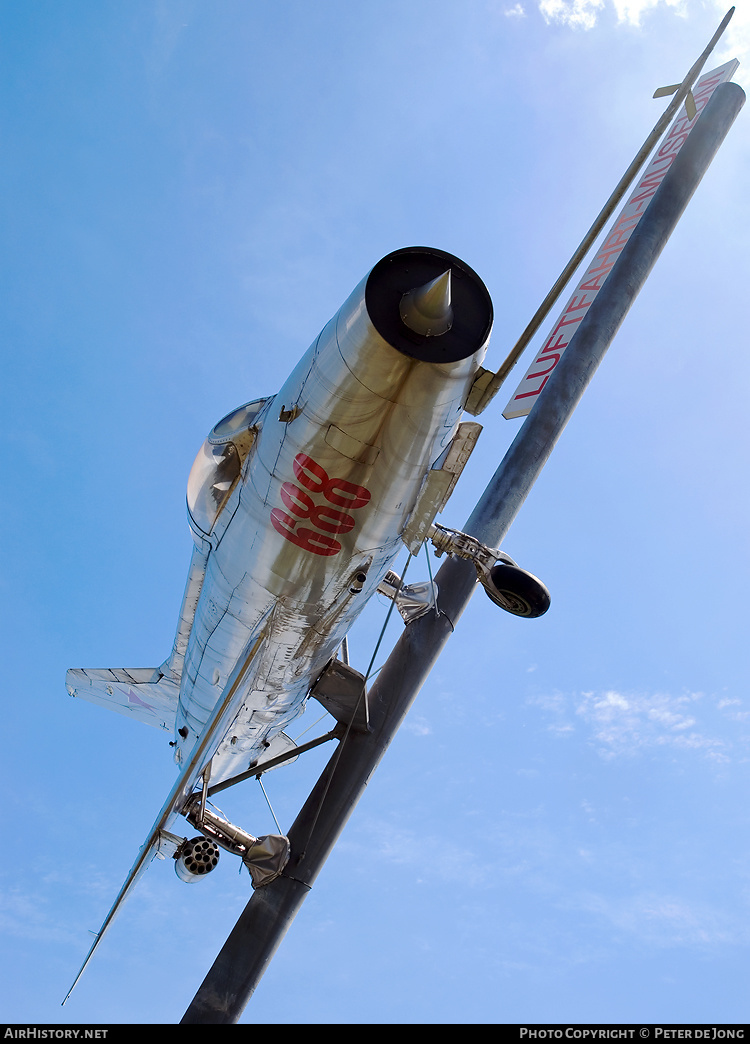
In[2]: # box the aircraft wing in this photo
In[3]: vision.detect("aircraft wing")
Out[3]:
[63,621,271,1005]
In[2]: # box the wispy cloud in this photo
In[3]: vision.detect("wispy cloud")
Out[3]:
[538,0,605,30]
[535,2,749,90]
[403,715,432,736]
[0,883,80,946]
[576,889,741,947]
[538,0,685,30]
[345,820,493,889]
[537,0,743,38]
[575,689,726,760]
[529,687,749,762]
[611,0,687,27]
[715,4,750,83]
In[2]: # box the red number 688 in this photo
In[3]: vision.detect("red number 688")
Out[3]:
[270,453,371,557]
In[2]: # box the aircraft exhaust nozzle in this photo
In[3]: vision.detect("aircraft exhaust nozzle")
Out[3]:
[399,270,453,337]
[364,247,492,365]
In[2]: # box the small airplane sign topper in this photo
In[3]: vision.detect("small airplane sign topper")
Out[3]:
[654,82,698,121]
[653,6,735,123]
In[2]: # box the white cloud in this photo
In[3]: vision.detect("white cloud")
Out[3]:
[578,890,741,947]
[548,722,575,735]
[0,882,81,946]
[403,715,432,736]
[714,3,750,87]
[611,0,686,26]
[529,688,748,762]
[538,0,605,29]
[537,0,745,43]
[346,820,492,888]
[505,2,527,17]
[575,689,726,759]
[536,1,749,92]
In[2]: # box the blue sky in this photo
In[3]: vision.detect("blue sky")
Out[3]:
[2,0,749,1026]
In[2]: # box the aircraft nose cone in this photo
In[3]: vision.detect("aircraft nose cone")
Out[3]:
[399,269,453,336]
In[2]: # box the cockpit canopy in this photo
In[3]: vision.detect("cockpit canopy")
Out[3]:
[187,397,269,535]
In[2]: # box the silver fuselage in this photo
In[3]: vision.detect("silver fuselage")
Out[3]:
[173,251,491,784]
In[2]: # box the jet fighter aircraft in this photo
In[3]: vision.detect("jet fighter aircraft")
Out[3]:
[64,245,549,999]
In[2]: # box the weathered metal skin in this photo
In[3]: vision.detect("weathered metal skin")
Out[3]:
[174,247,492,785]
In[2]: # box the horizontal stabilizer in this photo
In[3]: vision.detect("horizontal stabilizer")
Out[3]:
[66,667,179,732]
